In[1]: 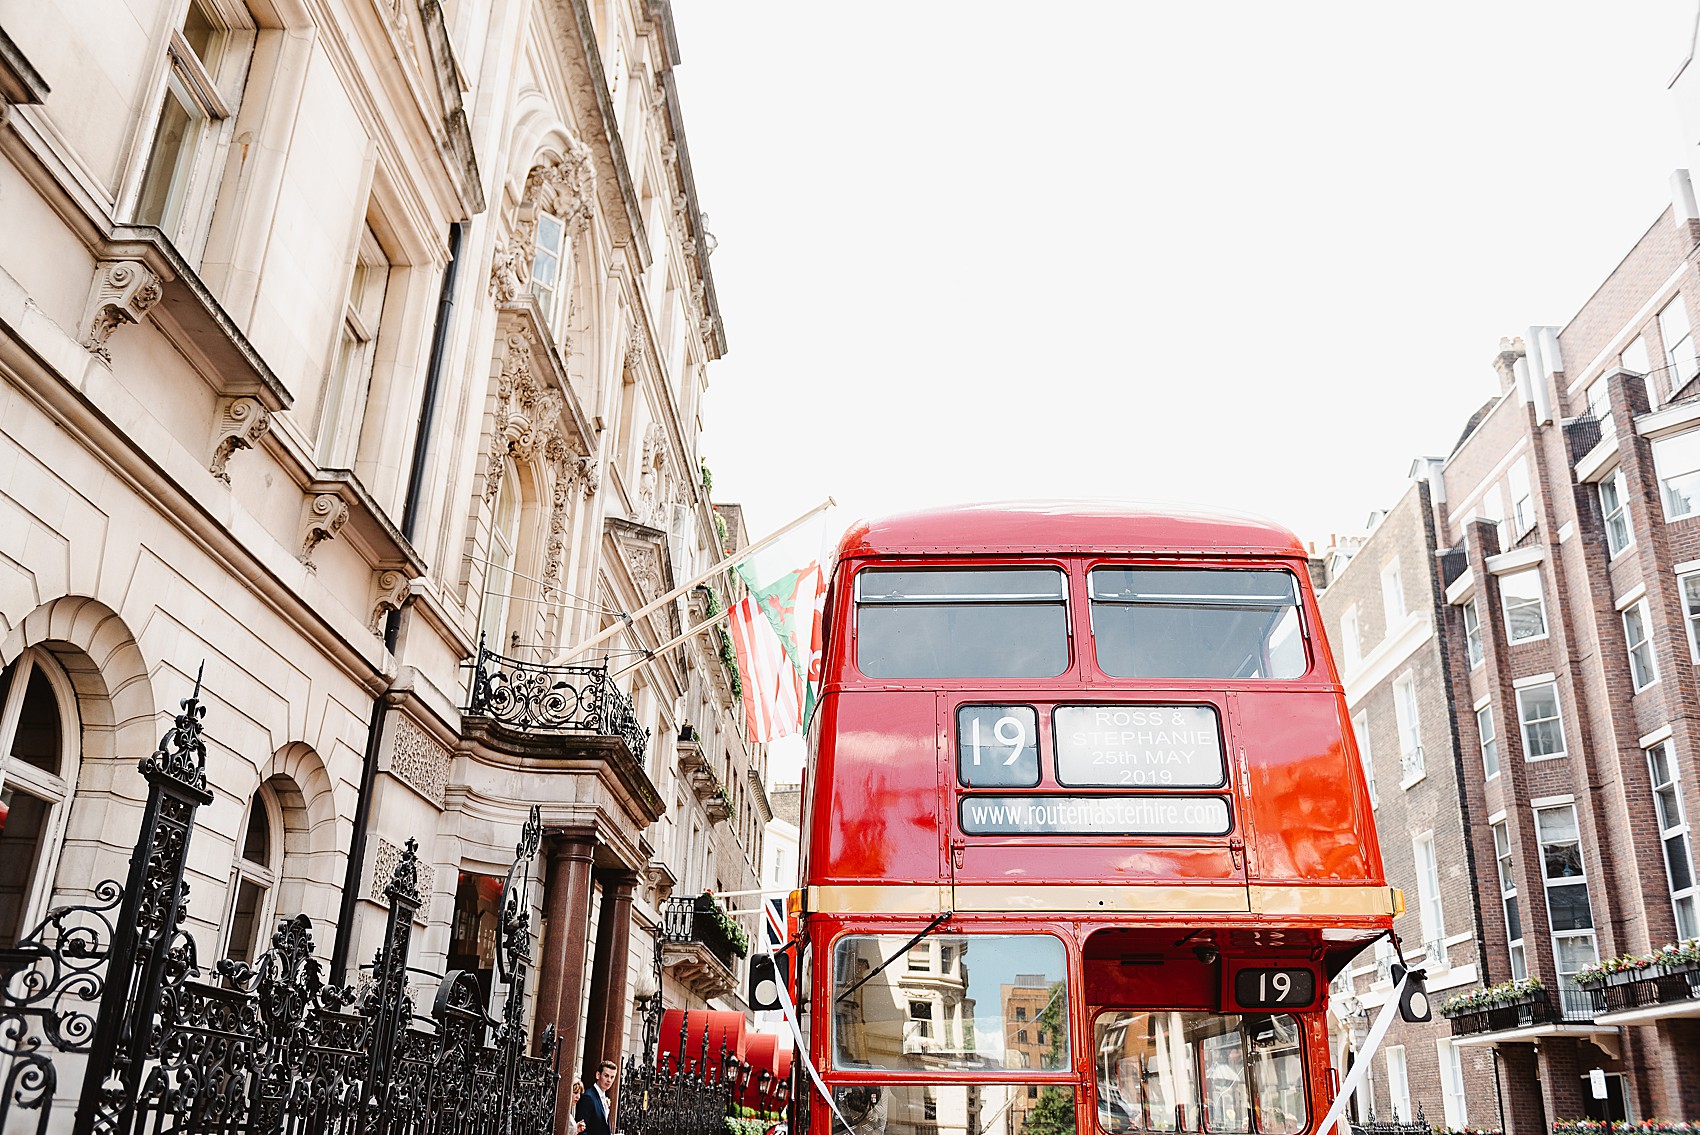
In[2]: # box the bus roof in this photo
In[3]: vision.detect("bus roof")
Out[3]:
[835,501,1309,560]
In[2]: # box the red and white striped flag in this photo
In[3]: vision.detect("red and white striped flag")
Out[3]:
[727,593,806,741]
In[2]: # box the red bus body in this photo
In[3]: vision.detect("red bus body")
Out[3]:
[794,503,1396,1135]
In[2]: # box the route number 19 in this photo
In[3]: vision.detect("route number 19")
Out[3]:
[956,705,1039,788]
[1231,966,1317,1010]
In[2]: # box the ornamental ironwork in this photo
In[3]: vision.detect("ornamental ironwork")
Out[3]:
[0,672,557,1135]
[465,637,650,763]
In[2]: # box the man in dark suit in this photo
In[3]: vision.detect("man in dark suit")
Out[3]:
[576,1060,618,1135]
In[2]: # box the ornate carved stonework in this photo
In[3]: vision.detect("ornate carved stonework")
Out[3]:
[299,492,350,568]
[624,323,645,378]
[83,260,163,362]
[370,569,412,634]
[208,396,271,482]
[389,713,449,805]
[628,545,663,604]
[635,422,670,527]
[489,142,597,302]
[371,837,436,917]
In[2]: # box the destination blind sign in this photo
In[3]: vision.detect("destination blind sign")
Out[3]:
[1054,705,1225,787]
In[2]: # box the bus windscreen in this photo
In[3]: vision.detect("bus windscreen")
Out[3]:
[1089,569,1307,680]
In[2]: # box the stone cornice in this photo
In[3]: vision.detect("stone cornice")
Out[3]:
[546,0,649,266]
[461,717,667,827]
[0,24,48,107]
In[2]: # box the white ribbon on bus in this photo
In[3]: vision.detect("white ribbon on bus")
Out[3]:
[1318,969,1411,1135]
[771,957,857,1134]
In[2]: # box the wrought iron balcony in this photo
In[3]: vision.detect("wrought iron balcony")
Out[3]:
[1399,745,1425,781]
[466,637,648,763]
[1587,961,1700,1017]
[661,894,748,971]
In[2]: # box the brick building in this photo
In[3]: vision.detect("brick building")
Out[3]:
[1325,187,1700,1133]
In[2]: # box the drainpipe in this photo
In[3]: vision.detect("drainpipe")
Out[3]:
[330,223,464,981]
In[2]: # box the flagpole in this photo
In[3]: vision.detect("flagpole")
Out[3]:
[548,497,835,665]
[610,609,729,678]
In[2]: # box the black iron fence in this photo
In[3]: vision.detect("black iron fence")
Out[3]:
[1351,1104,1429,1135]
[0,671,557,1135]
[465,638,648,763]
[1587,964,1700,1014]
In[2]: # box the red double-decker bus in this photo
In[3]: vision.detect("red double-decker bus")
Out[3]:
[785,502,1403,1135]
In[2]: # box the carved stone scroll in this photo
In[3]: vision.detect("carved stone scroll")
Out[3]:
[83,260,163,362]
[370,568,411,633]
[208,396,271,482]
[299,492,350,568]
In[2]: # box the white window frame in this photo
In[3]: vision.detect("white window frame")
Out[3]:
[1384,1044,1410,1122]
[1661,295,1699,398]
[222,788,281,964]
[1463,598,1483,669]
[1534,804,1598,1013]
[1647,740,1699,940]
[480,458,524,652]
[1516,680,1568,762]
[317,222,391,468]
[1600,469,1632,557]
[1652,428,1700,520]
[1623,598,1659,692]
[1478,702,1499,780]
[1340,604,1362,671]
[1508,458,1535,539]
[0,648,81,945]
[1493,820,1527,980]
[529,209,569,331]
[1393,673,1423,784]
[1352,710,1377,808]
[1413,832,1445,962]
[1681,572,1700,661]
[1499,568,1548,643]
[1437,1038,1468,1129]
[1381,559,1405,626]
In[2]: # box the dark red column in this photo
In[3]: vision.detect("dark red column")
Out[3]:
[535,828,595,1135]
[580,869,639,1087]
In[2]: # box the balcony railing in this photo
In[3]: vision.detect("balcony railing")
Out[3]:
[1565,413,1605,464]
[1423,938,1449,971]
[1587,962,1700,1015]
[1446,980,1595,1037]
[662,895,747,971]
[466,637,649,763]
[1400,746,1425,780]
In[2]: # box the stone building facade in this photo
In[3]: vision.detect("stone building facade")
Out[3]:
[0,0,767,1129]
[1324,189,1700,1133]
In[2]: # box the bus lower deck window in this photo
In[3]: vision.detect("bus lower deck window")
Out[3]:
[1094,1010,1306,1135]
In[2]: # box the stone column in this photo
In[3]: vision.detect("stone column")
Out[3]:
[535,828,595,1135]
[580,868,639,1084]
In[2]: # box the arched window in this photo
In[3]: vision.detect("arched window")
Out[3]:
[0,649,79,947]
[481,458,523,652]
[224,791,280,963]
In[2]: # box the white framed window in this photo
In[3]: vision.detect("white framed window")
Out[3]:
[530,210,569,330]
[1413,832,1445,960]
[1535,804,1598,1014]
[1681,573,1700,661]
[1437,1038,1468,1128]
[480,458,523,652]
[1653,429,1700,520]
[1623,334,1652,377]
[1381,559,1405,626]
[1623,599,1659,691]
[1384,1045,1410,1122]
[1478,703,1499,779]
[1463,599,1484,668]
[1340,604,1362,670]
[1585,374,1612,427]
[317,222,392,467]
[224,790,280,964]
[1476,485,1506,544]
[133,0,254,251]
[1661,296,1699,397]
[0,650,80,948]
[1352,711,1377,808]
[1393,673,1423,783]
[1499,569,1548,643]
[1508,459,1535,539]
[1599,469,1632,557]
[1647,741,1699,940]
[1516,681,1567,761]
[1493,820,1527,979]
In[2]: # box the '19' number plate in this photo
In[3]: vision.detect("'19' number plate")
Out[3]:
[1231,966,1317,1010]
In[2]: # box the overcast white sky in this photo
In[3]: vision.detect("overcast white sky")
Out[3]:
[672,2,1700,557]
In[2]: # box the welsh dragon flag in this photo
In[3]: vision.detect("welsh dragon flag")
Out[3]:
[724,527,826,742]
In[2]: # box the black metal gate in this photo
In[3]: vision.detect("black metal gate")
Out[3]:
[0,671,557,1135]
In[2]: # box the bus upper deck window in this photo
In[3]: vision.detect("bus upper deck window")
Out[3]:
[1090,569,1307,680]
[855,568,1068,679]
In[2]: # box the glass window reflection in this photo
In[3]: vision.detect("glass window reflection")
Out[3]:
[1094,1010,1305,1135]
